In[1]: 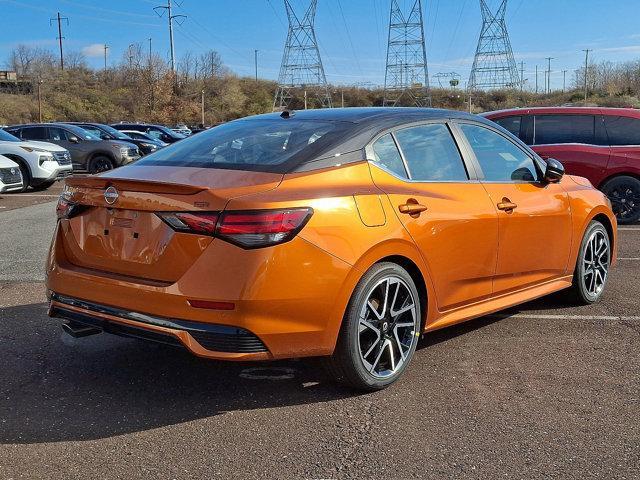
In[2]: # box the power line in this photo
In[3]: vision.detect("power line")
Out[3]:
[335,0,363,75]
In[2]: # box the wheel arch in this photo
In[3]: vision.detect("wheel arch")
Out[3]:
[597,171,640,189]
[88,151,116,165]
[1,153,31,178]
[592,212,615,255]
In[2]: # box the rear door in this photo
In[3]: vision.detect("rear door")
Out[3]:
[531,114,611,186]
[367,122,499,311]
[456,122,572,294]
[48,126,86,169]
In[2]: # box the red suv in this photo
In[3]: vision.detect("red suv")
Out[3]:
[484,107,640,223]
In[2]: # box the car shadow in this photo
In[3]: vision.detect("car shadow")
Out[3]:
[0,302,357,445]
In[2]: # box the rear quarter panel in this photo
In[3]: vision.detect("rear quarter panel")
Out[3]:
[222,161,436,346]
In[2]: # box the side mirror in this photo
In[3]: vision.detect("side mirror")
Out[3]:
[68,135,80,144]
[543,158,564,184]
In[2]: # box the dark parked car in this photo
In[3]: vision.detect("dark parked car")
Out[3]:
[484,107,640,223]
[65,122,162,156]
[5,123,140,174]
[111,123,186,144]
[119,130,167,153]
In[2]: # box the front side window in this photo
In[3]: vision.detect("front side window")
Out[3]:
[494,116,522,138]
[394,124,468,182]
[48,127,70,141]
[603,116,640,145]
[460,124,538,182]
[371,133,407,179]
[534,115,595,145]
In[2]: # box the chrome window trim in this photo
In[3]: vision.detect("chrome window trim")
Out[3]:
[364,119,480,184]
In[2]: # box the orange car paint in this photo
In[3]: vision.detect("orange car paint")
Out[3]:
[47,146,616,362]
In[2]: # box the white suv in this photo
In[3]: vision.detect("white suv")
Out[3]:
[0,128,72,192]
[0,154,23,193]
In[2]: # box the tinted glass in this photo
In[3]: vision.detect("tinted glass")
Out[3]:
[48,127,69,141]
[460,124,538,182]
[534,115,595,145]
[99,124,132,140]
[79,125,110,140]
[0,129,20,142]
[604,116,640,145]
[371,134,407,178]
[65,125,101,140]
[394,124,468,181]
[137,119,338,171]
[21,127,46,140]
[494,116,522,137]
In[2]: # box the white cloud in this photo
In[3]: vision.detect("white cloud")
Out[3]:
[81,44,105,58]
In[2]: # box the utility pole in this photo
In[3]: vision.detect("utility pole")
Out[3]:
[50,12,68,71]
[148,38,152,62]
[128,44,135,69]
[154,0,186,73]
[545,57,553,93]
[201,90,205,126]
[37,79,43,122]
[583,49,591,102]
[535,65,538,94]
[254,49,258,82]
[520,61,525,92]
[341,89,345,108]
[103,44,109,70]
[562,69,567,92]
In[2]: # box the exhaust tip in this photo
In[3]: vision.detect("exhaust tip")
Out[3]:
[62,321,102,338]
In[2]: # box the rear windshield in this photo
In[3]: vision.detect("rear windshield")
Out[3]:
[136,118,339,172]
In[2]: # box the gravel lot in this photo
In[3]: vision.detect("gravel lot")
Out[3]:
[0,190,638,480]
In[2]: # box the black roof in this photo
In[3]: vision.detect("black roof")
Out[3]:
[248,107,481,126]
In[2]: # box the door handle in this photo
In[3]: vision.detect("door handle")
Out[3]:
[398,201,428,216]
[496,197,517,212]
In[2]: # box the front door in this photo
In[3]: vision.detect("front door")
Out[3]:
[456,122,573,295]
[367,123,499,312]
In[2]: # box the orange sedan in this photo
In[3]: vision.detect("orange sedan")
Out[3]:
[47,108,616,390]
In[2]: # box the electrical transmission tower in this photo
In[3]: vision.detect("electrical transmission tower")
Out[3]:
[468,0,520,90]
[274,0,331,110]
[383,0,431,107]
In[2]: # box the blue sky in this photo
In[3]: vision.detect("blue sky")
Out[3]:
[1,0,640,90]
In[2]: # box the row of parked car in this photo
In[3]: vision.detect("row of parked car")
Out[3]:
[0,121,191,193]
[2,108,640,223]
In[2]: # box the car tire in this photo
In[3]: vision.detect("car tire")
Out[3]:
[323,262,421,391]
[88,156,114,175]
[30,181,55,192]
[600,175,640,224]
[568,220,611,305]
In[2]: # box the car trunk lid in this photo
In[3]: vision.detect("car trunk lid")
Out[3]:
[60,166,282,283]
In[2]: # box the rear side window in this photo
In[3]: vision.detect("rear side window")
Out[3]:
[394,124,468,182]
[137,119,340,172]
[460,124,538,182]
[534,115,595,145]
[494,116,522,138]
[371,134,407,179]
[603,116,640,145]
[21,127,46,140]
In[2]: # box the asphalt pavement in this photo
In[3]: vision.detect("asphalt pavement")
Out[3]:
[0,192,638,480]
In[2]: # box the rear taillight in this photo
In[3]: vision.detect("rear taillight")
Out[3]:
[157,208,313,249]
[56,193,87,220]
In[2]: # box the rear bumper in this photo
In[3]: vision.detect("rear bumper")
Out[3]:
[46,224,355,360]
[49,293,270,360]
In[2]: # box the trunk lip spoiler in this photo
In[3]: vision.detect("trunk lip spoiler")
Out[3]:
[65,176,206,195]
